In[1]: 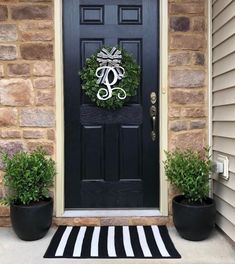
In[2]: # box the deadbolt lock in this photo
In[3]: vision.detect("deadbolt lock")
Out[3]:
[150,92,157,104]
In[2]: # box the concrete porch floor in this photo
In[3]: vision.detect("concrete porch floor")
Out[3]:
[0,227,234,264]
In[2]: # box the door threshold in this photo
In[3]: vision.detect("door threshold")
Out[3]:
[63,209,161,217]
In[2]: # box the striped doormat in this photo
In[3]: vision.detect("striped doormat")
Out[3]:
[44,225,181,259]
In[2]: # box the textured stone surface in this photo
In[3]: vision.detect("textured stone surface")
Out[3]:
[53,217,170,227]
[192,52,205,65]
[23,130,44,139]
[33,62,53,76]
[181,107,206,117]
[19,0,52,2]
[170,131,205,151]
[20,108,55,127]
[0,0,18,2]
[0,205,10,216]
[47,129,55,140]
[169,52,191,66]
[0,108,18,127]
[129,217,170,226]
[0,5,7,21]
[0,24,17,41]
[190,119,206,129]
[27,141,54,155]
[170,34,204,50]
[11,5,52,20]
[36,91,54,106]
[1,129,21,138]
[170,90,204,104]
[0,217,10,226]
[21,31,53,42]
[0,64,3,77]
[170,120,188,132]
[19,21,53,31]
[192,17,205,32]
[170,70,205,88]
[7,63,30,77]
[170,3,204,14]
[170,16,190,32]
[0,0,56,222]
[0,141,24,157]
[0,79,34,106]
[169,107,181,118]
[54,218,100,226]
[100,217,129,226]
[20,44,53,60]
[33,77,54,88]
[0,45,17,60]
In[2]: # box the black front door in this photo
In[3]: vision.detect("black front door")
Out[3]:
[64,0,159,208]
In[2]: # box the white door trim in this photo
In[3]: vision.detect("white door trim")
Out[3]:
[55,0,169,217]
[55,0,65,217]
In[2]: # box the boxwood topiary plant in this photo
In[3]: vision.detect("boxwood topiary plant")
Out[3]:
[164,147,212,204]
[1,148,56,205]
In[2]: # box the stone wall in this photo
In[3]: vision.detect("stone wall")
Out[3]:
[0,0,208,225]
[0,0,55,225]
[168,0,207,150]
[168,0,208,212]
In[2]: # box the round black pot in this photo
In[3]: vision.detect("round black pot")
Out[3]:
[172,195,216,241]
[10,197,53,241]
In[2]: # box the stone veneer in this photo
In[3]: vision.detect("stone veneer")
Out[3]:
[0,0,55,226]
[168,0,207,213]
[0,0,208,226]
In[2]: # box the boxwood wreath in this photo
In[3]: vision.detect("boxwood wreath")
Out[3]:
[80,47,140,109]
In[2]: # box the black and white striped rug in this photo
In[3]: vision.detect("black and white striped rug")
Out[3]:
[44,225,181,259]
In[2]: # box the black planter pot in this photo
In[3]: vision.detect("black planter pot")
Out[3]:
[10,197,53,241]
[172,195,216,241]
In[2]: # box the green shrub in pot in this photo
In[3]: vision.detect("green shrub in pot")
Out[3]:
[164,147,212,204]
[164,147,216,241]
[1,148,56,241]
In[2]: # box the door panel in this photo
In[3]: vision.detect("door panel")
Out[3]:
[120,126,142,180]
[64,0,159,208]
[82,126,104,180]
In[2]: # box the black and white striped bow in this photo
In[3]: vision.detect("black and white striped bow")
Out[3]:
[96,47,125,84]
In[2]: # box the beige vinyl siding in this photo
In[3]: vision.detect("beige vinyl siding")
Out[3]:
[214,195,235,225]
[213,69,235,91]
[213,88,235,106]
[212,52,235,76]
[213,122,235,138]
[212,0,233,18]
[212,17,235,47]
[213,105,235,121]
[216,213,235,242]
[212,35,235,62]
[212,0,235,242]
[212,1,235,33]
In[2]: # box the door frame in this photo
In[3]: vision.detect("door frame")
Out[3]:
[55,0,168,217]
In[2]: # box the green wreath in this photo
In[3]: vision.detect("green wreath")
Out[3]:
[80,47,140,109]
